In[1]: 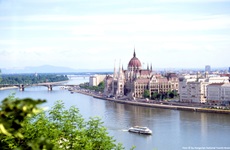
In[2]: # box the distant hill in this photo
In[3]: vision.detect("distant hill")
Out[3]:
[1,65,76,73]
[1,65,113,74]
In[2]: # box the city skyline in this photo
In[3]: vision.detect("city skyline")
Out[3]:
[0,0,230,70]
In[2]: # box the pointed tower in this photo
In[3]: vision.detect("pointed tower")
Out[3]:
[118,59,123,80]
[112,60,117,96]
[150,63,153,72]
[113,60,117,79]
[147,63,149,71]
[117,59,124,96]
[133,48,136,57]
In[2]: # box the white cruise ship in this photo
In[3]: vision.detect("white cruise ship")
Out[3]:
[128,126,152,135]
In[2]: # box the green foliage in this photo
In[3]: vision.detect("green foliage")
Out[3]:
[0,95,47,149]
[143,90,150,98]
[151,92,159,100]
[151,90,178,100]
[0,95,126,150]
[167,90,178,99]
[0,74,68,85]
[80,81,105,93]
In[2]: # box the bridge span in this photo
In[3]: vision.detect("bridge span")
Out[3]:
[1,83,79,91]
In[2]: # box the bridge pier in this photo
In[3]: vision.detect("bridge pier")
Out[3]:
[19,84,25,91]
[47,85,52,91]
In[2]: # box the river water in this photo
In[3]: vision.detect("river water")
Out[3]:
[0,76,230,150]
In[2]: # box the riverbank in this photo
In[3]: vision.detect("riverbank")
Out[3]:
[0,86,18,91]
[94,95,230,114]
[74,90,230,114]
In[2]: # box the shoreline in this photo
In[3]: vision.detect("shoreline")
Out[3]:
[74,90,230,114]
[0,86,18,91]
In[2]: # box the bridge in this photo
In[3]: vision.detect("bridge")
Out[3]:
[1,82,79,91]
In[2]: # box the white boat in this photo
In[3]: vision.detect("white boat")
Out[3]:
[128,126,152,135]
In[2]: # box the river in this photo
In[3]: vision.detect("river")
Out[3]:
[0,76,230,150]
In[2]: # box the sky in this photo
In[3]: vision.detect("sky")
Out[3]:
[0,0,230,71]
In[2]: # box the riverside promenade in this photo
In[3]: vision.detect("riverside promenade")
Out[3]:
[93,95,230,114]
[74,90,230,114]
[0,86,18,91]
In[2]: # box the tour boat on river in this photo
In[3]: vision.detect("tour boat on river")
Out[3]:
[128,126,152,135]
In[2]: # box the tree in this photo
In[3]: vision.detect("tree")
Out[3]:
[0,95,50,149]
[156,93,161,100]
[167,90,178,99]
[151,92,158,100]
[80,81,105,93]
[143,90,150,98]
[0,96,126,150]
[169,92,174,99]
[98,81,104,88]
[0,74,69,85]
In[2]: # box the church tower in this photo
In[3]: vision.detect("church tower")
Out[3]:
[111,60,117,96]
[116,60,124,97]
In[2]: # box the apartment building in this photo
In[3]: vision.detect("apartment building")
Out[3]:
[179,74,229,103]
[89,75,106,86]
[206,83,230,105]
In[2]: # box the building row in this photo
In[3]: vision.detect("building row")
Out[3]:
[88,49,230,106]
[179,73,230,105]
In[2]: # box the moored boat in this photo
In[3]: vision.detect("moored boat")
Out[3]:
[128,126,152,135]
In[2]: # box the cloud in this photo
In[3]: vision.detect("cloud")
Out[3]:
[2,14,229,33]
[0,40,23,45]
[1,0,230,69]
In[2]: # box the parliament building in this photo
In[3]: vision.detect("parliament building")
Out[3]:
[104,49,179,99]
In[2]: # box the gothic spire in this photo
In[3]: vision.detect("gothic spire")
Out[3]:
[113,59,117,79]
[147,63,149,70]
[133,48,136,57]
[118,59,122,76]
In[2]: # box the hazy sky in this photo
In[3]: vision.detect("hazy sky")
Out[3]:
[0,0,230,70]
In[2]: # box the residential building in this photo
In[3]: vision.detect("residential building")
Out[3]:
[89,75,106,86]
[206,83,230,105]
[179,73,229,103]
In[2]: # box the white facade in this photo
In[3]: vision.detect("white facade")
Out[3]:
[206,83,230,105]
[89,75,106,86]
[221,84,230,102]
[179,74,229,103]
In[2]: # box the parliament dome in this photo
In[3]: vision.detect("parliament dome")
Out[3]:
[128,50,142,68]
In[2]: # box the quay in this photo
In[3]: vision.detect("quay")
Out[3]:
[72,90,230,114]
[93,95,230,114]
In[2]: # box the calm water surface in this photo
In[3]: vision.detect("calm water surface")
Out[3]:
[1,77,230,150]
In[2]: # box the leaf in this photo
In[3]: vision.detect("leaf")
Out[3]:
[0,124,11,136]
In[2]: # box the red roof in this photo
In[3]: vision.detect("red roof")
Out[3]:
[128,51,142,68]
[157,78,168,83]
[135,78,149,84]
[140,70,151,75]
[208,83,224,86]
